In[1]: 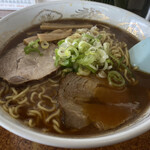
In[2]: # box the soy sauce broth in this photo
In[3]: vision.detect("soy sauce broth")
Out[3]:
[0,19,150,137]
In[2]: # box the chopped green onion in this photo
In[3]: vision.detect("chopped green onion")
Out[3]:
[58,39,65,47]
[29,39,39,47]
[53,26,135,87]
[54,28,110,76]
[65,46,79,62]
[24,47,43,56]
[55,48,60,66]
[86,64,98,73]
[73,63,79,72]
[57,48,68,58]
[109,54,132,75]
[109,54,119,64]
[122,63,132,75]
[77,66,90,76]
[108,70,125,87]
[97,35,102,39]
[24,39,43,56]
[83,33,94,40]
[103,42,110,54]
[63,68,73,73]
[78,41,91,53]
[65,37,73,45]
[106,58,113,66]
[77,55,95,66]
[59,59,70,66]
[72,39,80,48]
[83,33,95,44]
[41,41,49,49]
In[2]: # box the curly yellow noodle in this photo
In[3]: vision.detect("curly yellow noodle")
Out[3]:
[5,99,15,107]
[42,128,50,132]
[13,86,30,100]
[11,87,18,95]
[0,88,4,96]
[0,99,5,104]
[46,109,60,123]
[113,53,122,58]
[28,118,36,127]
[54,70,62,78]
[2,104,9,112]
[18,97,28,104]
[8,107,19,118]
[111,49,120,54]
[31,84,41,90]
[118,47,125,56]
[38,87,45,99]
[48,79,59,84]
[14,105,23,114]
[37,101,56,112]
[124,69,132,83]
[30,92,37,103]
[53,125,64,134]
[42,95,57,104]
[52,119,60,127]
[4,83,9,94]
[51,84,59,87]
[125,48,130,66]
[0,88,5,104]
[27,109,42,119]
[5,95,14,100]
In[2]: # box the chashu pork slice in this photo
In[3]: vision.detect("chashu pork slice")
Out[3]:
[57,73,136,130]
[58,73,102,129]
[0,43,58,84]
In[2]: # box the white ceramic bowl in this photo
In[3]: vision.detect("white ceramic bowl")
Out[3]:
[0,0,150,148]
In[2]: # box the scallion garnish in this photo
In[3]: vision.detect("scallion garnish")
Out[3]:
[24,39,43,56]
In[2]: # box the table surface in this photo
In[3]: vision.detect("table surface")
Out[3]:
[0,10,150,150]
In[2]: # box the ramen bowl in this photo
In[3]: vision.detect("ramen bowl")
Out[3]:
[0,0,150,148]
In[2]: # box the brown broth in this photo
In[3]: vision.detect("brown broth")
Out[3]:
[0,19,150,137]
[1,18,139,56]
[82,71,150,132]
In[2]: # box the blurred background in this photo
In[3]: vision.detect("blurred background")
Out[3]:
[89,0,150,20]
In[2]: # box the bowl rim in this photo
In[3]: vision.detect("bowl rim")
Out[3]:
[1,0,150,25]
[1,114,150,148]
[0,0,150,148]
